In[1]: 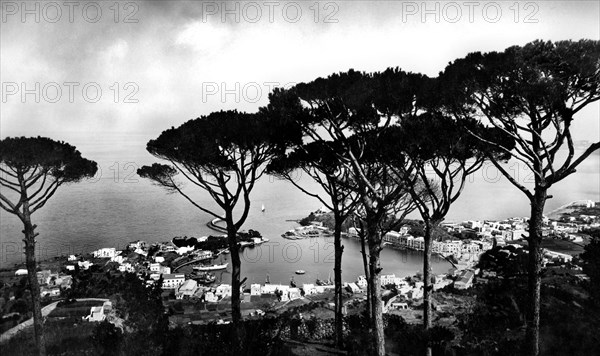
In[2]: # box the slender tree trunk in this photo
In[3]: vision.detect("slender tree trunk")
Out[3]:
[359,229,371,322]
[366,221,385,356]
[525,188,546,356]
[423,219,434,356]
[22,212,47,356]
[226,217,244,352]
[333,216,345,348]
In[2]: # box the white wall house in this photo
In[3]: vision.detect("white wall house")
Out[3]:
[149,263,161,272]
[216,284,232,298]
[454,270,475,290]
[162,274,185,289]
[302,284,317,295]
[356,276,367,289]
[78,261,93,270]
[84,301,112,322]
[250,284,261,296]
[176,279,198,299]
[92,248,117,258]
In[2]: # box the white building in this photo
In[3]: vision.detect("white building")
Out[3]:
[92,248,117,259]
[84,301,112,322]
[250,284,261,296]
[204,291,218,302]
[176,279,198,299]
[78,261,93,270]
[410,236,425,251]
[289,288,302,300]
[383,231,403,246]
[346,282,360,293]
[162,274,185,289]
[278,286,290,301]
[356,276,367,289]
[216,284,232,298]
[302,284,317,295]
[454,270,475,290]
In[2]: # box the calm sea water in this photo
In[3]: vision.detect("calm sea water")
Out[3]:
[1,134,598,285]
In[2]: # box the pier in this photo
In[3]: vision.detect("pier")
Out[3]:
[207,218,228,234]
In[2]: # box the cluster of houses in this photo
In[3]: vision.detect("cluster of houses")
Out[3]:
[13,269,73,297]
[160,275,337,303]
[349,226,493,268]
[348,269,479,313]
[65,248,136,273]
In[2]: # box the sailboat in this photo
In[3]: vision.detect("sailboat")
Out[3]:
[261,204,265,212]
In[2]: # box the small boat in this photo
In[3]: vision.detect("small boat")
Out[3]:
[290,277,297,288]
[295,270,306,275]
[239,241,254,248]
[261,204,265,212]
[193,263,228,271]
[316,272,333,286]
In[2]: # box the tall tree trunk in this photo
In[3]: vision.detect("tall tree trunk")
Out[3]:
[366,222,385,356]
[226,218,244,352]
[359,229,371,322]
[23,213,47,356]
[333,216,345,348]
[423,219,434,356]
[525,188,546,356]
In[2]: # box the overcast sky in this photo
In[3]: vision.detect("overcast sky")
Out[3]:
[1,0,599,162]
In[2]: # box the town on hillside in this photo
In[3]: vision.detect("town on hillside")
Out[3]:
[2,200,597,335]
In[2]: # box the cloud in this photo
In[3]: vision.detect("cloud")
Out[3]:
[175,21,231,54]
[0,0,598,162]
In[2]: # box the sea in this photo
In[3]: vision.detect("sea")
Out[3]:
[1,133,599,285]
